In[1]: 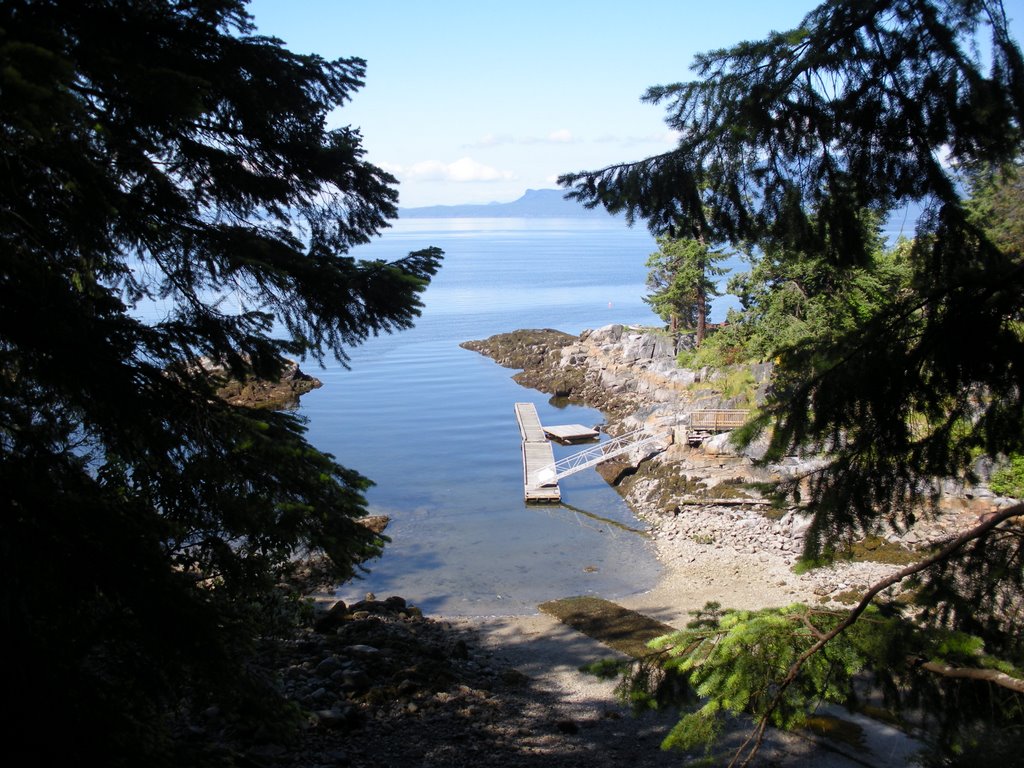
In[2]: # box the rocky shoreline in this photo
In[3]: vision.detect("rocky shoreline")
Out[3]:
[214,323,1012,767]
[198,592,752,768]
[462,324,1008,602]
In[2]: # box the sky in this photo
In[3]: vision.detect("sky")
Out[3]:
[247,0,1024,209]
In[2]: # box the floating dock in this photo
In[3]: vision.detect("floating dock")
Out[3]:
[514,402,561,502]
[513,405,748,502]
[543,423,599,444]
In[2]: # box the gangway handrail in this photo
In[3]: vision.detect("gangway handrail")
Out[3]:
[535,428,668,485]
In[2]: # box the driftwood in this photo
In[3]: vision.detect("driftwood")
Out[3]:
[674,498,775,507]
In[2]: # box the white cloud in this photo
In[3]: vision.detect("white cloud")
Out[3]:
[466,133,515,148]
[547,129,575,143]
[386,157,516,183]
[377,161,405,176]
[446,157,516,182]
[405,160,451,180]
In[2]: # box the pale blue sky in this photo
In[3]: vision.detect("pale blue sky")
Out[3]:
[247,1,1023,208]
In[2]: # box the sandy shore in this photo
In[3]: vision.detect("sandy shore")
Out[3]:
[435,326,985,765]
[443,509,928,767]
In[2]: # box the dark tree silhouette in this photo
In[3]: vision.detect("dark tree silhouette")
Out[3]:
[561,1,1024,763]
[0,1,441,762]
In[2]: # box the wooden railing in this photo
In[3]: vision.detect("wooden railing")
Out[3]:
[687,409,750,431]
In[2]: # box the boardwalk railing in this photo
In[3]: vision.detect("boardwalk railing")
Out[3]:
[686,409,749,431]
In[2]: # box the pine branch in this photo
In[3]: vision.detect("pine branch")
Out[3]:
[729,501,1024,768]
[799,613,827,641]
[560,151,678,184]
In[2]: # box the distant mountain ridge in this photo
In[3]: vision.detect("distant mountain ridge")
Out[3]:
[398,188,617,219]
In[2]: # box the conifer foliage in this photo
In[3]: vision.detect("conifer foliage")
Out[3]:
[643,235,727,343]
[0,1,441,762]
[562,0,1023,763]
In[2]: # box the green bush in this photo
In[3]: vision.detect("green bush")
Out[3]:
[990,454,1024,498]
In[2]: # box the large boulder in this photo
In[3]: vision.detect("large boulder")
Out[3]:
[702,431,740,457]
[581,323,624,344]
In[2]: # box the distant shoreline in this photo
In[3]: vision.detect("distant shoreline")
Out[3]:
[398,188,620,220]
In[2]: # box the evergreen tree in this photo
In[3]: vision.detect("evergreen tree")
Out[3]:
[716,211,912,363]
[966,156,1024,255]
[643,234,727,343]
[561,0,1024,763]
[0,1,441,763]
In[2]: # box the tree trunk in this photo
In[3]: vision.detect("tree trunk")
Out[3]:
[696,286,707,346]
[695,248,708,347]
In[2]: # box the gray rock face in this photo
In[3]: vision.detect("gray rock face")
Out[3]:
[581,323,623,344]
[463,325,764,439]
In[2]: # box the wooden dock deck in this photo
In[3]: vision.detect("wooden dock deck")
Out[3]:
[543,424,599,444]
[514,402,561,502]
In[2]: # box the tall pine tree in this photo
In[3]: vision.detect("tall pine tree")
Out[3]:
[644,235,727,344]
[0,1,441,762]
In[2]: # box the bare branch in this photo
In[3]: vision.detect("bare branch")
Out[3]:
[912,657,1024,694]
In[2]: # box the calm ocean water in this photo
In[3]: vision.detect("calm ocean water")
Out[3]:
[135,213,912,616]
[300,217,673,616]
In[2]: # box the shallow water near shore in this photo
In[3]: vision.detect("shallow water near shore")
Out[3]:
[300,217,677,616]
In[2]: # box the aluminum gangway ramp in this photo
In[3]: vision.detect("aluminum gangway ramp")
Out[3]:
[534,427,667,484]
[514,402,561,502]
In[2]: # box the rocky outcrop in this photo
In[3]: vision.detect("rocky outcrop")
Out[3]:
[461,329,585,400]
[463,324,1005,566]
[359,515,390,535]
[462,324,768,450]
[464,324,771,421]
[193,356,323,410]
[463,326,790,509]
